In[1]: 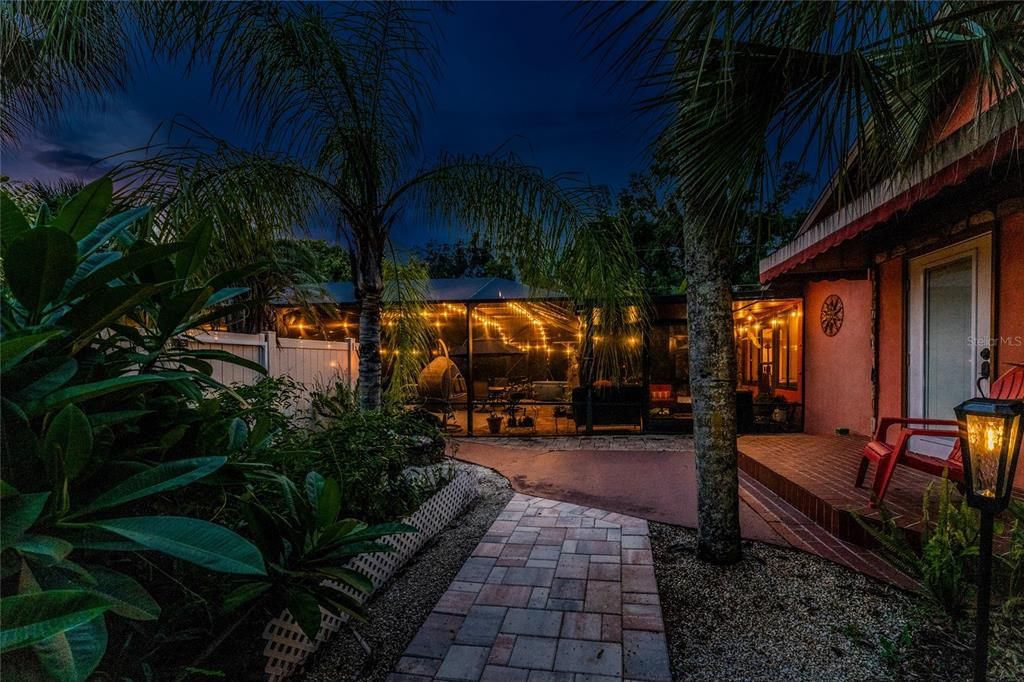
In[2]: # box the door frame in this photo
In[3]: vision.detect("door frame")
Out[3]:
[907,233,993,419]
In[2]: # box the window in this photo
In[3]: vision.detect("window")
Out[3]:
[733,301,801,391]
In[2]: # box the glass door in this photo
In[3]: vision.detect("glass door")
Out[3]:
[907,234,992,455]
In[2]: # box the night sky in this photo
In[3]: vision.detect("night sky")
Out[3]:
[1,2,655,250]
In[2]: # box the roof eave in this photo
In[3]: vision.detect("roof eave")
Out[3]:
[760,114,1021,284]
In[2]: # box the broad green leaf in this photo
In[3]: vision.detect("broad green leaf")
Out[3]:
[225,418,248,453]
[77,206,150,258]
[309,582,365,619]
[57,528,147,553]
[67,242,188,299]
[240,500,284,561]
[0,331,64,372]
[23,372,192,416]
[175,216,214,280]
[62,283,170,354]
[85,566,160,621]
[157,286,213,340]
[32,615,107,682]
[164,348,268,375]
[86,517,266,575]
[51,177,112,240]
[73,457,226,516]
[1,493,50,550]
[0,590,111,653]
[286,589,323,641]
[13,535,73,564]
[304,472,326,511]
[223,582,271,613]
[316,478,341,528]
[4,228,78,316]
[42,404,93,481]
[317,566,373,594]
[203,287,248,308]
[342,522,417,544]
[61,251,119,297]
[0,399,39,482]
[175,357,214,376]
[312,541,394,564]
[86,410,152,427]
[9,357,77,403]
[1,191,30,254]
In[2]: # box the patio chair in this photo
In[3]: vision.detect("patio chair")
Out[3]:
[856,365,1024,506]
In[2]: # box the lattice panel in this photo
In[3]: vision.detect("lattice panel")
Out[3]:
[262,471,478,681]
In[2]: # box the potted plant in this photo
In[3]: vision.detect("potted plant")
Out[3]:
[486,411,503,434]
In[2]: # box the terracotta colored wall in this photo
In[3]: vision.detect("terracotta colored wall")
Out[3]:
[876,258,905,420]
[803,279,874,436]
[996,211,1024,493]
[997,211,1024,375]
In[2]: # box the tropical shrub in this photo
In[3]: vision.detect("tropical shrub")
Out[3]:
[292,382,451,523]
[226,471,414,642]
[857,475,981,619]
[0,179,397,679]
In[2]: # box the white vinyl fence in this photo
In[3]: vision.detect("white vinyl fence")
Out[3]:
[187,331,357,403]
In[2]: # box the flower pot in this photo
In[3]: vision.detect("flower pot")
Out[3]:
[486,416,502,434]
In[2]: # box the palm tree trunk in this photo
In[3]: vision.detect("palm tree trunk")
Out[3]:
[356,243,384,410]
[684,219,742,564]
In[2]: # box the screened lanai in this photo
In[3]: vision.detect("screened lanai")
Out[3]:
[276,277,803,435]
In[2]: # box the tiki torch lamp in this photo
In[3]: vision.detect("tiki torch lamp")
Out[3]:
[953,397,1023,682]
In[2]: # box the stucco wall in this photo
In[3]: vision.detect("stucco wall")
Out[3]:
[997,211,1024,375]
[803,278,874,436]
[876,258,905,420]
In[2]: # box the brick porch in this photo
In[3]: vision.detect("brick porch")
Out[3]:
[737,433,958,547]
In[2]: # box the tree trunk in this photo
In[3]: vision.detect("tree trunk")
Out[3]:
[355,238,384,411]
[683,220,742,564]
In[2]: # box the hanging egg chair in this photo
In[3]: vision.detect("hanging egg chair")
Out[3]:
[416,340,467,403]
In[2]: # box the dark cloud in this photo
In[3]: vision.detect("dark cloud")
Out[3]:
[33,148,107,173]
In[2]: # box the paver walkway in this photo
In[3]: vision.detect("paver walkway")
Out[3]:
[390,493,671,681]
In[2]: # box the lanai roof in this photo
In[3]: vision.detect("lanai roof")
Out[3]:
[301,277,565,305]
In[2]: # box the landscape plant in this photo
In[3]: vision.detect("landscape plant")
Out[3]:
[0,180,405,679]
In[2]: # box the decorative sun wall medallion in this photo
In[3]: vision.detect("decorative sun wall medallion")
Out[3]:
[820,294,844,336]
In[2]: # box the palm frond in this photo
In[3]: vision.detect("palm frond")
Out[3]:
[399,151,606,275]
[381,255,432,403]
[580,1,1024,243]
[400,151,646,381]
[0,0,133,145]
[150,1,441,174]
[110,123,336,332]
[556,216,651,384]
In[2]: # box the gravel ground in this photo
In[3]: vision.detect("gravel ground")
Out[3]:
[301,462,512,682]
[651,521,918,682]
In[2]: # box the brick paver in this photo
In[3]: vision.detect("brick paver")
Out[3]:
[391,494,672,681]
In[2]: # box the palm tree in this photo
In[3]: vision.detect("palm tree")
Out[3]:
[0,1,168,146]
[581,1,1024,564]
[120,2,604,410]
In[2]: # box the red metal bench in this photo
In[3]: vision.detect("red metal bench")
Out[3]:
[856,365,1024,506]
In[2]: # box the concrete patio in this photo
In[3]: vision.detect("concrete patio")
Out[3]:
[451,435,917,588]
